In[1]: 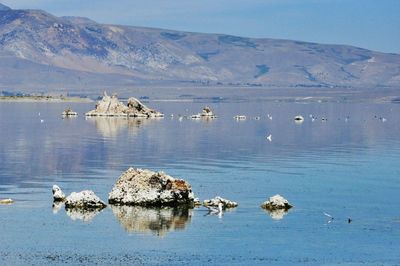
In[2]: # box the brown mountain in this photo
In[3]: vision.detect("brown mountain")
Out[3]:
[0,3,399,93]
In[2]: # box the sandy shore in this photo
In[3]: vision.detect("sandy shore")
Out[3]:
[0,96,93,103]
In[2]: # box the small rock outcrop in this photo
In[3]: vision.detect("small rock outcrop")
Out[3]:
[52,185,66,202]
[62,108,78,117]
[261,194,292,210]
[108,167,195,206]
[191,106,217,119]
[294,115,304,123]
[125,97,164,118]
[0,198,14,204]
[203,196,238,209]
[234,115,246,120]
[85,91,163,118]
[201,106,216,117]
[65,190,107,209]
[85,92,127,116]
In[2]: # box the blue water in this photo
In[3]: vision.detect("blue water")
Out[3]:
[0,100,399,265]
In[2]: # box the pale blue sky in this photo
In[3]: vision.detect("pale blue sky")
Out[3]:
[2,0,399,53]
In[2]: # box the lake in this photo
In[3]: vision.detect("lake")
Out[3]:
[1,95,400,265]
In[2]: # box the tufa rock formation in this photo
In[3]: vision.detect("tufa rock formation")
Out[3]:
[52,185,66,202]
[261,194,292,211]
[200,106,216,118]
[65,190,107,209]
[203,196,238,209]
[85,92,163,118]
[191,106,217,119]
[0,198,14,204]
[62,108,78,117]
[126,97,164,118]
[108,167,195,206]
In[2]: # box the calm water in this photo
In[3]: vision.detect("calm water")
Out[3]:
[0,99,400,265]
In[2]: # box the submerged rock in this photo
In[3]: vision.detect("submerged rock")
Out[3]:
[234,115,246,120]
[0,198,14,204]
[108,167,195,206]
[85,91,163,118]
[110,205,192,236]
[261,194,292,211]
[203,196,238,209]
[65,190,106,209]
[190,114,201,119]
[52,185,66,202]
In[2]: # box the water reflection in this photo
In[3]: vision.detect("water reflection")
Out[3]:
[263,209,290,220]
[65,207,104,223]
[85,117,153,138]
[111,205,192,236]
[52,201,63,214]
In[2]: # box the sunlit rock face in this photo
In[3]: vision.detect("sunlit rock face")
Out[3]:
[261,194,292,211]
[109,167,195,206]
[65,190,107,209]
[52,184,66,202]
[111,205,192,236]
[203,196,238,209]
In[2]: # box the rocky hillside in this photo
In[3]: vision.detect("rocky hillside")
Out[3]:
[0,3,399,92]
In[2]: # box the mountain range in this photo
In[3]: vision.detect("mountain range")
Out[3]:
[0,3,399,93]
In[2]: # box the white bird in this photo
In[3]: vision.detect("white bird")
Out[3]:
[266,134,272,142]
[267,114,272,120]
[40,119,44,123]
[323,212,334,223]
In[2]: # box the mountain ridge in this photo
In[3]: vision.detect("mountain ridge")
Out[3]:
[0,4,399,93]
[0,3,10,11]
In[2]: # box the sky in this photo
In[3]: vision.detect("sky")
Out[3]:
[2,0,399,54]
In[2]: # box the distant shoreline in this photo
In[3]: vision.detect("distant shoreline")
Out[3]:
[0,96,93,103]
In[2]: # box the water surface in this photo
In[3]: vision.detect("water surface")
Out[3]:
[0,99,399,265]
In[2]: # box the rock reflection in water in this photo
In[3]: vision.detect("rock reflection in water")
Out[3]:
[111,205,192,236]
[86,117,151,138]
[264,209,290,220]
[65,208,103,223]
[52,201,63,214]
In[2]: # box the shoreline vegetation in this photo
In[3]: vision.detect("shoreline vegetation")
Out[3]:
[0,95,93,103]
